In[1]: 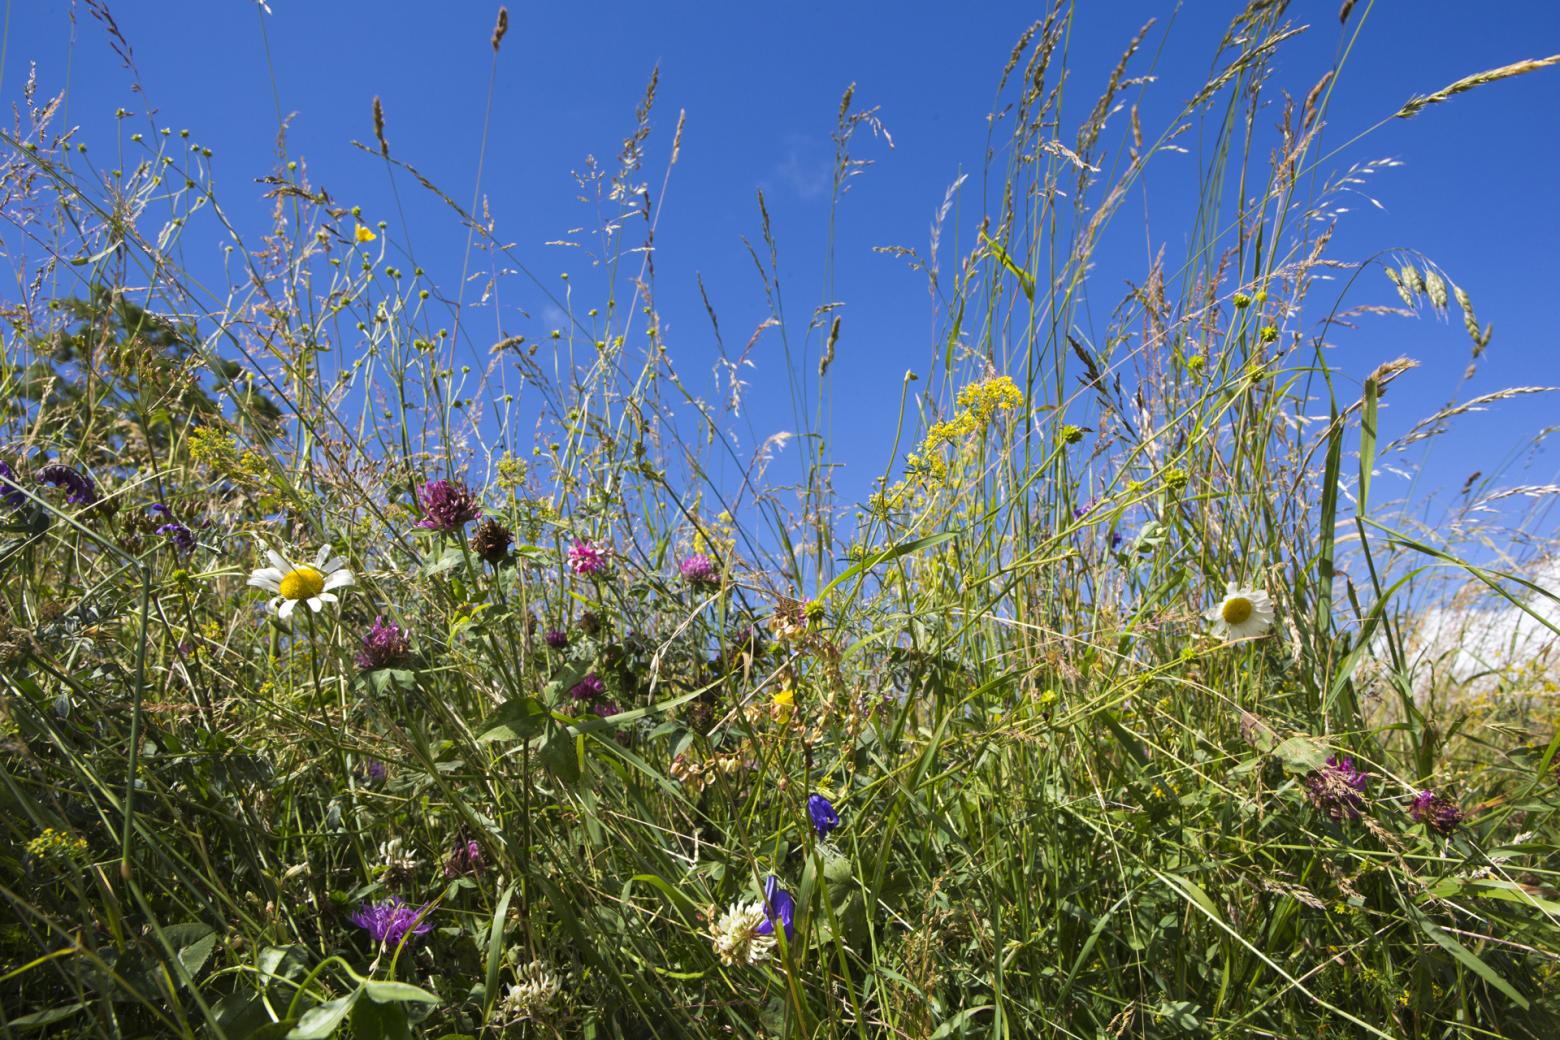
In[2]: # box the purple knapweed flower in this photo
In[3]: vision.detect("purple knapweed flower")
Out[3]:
[543,628,569,649]
[0,461,25,511]
[37,463,97,506]
[679,553,718,586]
[1409,790,1464,836]
[349,897,433,946]
[567,538,609,576]
[569,673,606,702]
[415,479,482,532]
[443,839,484,879]
[356,616,412,670]
[754,875,796,943]
[1304,754,1369,821]
[807,793,840,838]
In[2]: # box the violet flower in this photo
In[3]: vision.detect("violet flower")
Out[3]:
[1409,790,1464,836]
[754,875,795,943]
[1304,755,1369,821]
[37,463,97,506]
[807,793,840,838]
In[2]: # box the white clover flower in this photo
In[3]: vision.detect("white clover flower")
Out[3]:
[708,900,775,966]
[247,544,354,620]
[499,960,562,1024]
[1209,581,1274,640]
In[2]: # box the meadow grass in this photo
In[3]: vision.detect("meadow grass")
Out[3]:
[1,2,1558,1038]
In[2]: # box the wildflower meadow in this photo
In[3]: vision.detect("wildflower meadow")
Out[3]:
[2,2,1559,1037]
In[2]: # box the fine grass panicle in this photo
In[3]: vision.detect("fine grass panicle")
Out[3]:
[2,3,1558,1039]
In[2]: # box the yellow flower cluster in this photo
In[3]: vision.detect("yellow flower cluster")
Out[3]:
[871,376,1024,516]
[26,827,89,861]
[189,426,268,485]
[956,375,1023,422]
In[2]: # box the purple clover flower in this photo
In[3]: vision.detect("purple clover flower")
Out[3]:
[807,793,840,838]
[569,673,606,702]
[754,875,795,943]
[349,898,433,946]
[567,538,609,576]
[679,553,718,586]
[414,479,482,532]
[443,839,484,879]
[1304,754,1369,821]
[355,616,412,670]
[543,628,569,649]
[37,463,97,506]
[1409,790,1464,836]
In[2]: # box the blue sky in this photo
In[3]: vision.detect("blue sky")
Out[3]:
[5,1,1559,546]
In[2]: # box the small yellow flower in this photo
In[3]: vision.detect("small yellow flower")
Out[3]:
[772,687,795,724]
[354,224,377,243]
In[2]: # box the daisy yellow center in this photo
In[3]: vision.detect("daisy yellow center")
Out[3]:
[1221,596,1254,625]
[278,566,325,601]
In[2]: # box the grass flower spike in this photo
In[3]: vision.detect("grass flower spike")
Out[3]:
[1210,582,1274,640]
[247,544,354,620]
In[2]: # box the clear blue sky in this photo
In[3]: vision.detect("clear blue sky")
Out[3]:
[5,1,1559,543]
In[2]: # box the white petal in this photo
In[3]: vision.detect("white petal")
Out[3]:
[267,550,292,574]
[251,567,284,583]
[314,544,334,566]
[316,592,338,604]
[322,570,355,591]
[307,597,324,612]
[248,575,281,592]
[278,598,296,619]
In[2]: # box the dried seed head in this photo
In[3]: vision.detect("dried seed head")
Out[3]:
[491,6,509,52]
[372,96,388,157]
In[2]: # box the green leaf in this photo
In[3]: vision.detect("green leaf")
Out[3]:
[350,997,411,1040]
[288,990,360,1039]
[476,697,547,742]
[10,1002,88,1029]
[361,979,440,1004]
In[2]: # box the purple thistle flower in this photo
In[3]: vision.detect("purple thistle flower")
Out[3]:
[679,553,718,586]
[754,875,796,943]
[349,897,433,946]
[157,521,196,553]
[0,461,24,511]
[807,793,840,838]
[37,463,97,506]
[443,839,484,879]
[543,628,569,649]
[569,673,606,702]
[414,479,482,532]
[1409,789,1464,836]
[1304,754,1369,821]
[356,616,412,670]
[567,538,609,576]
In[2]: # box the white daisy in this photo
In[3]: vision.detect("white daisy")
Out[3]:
[247,543,354,620]
[1209,581,1274,640]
